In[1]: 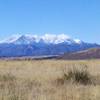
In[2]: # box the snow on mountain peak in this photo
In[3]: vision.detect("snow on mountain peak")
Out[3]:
[41,34,71,44]
[0,34,82,44]
[0,35,20,43]
[74,39,83,44]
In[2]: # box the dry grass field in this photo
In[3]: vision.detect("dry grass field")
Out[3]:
[0,59,100,100]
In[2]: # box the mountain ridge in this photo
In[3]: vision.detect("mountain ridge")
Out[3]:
[0,34,99,57]
[0,34,84,44]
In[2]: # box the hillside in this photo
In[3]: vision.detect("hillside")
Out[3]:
[59,48,100,60]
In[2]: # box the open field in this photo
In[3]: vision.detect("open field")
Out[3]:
[0,59,100,100]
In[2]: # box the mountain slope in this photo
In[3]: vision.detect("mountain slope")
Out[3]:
[0,34,99,57]
[59,48,100,60]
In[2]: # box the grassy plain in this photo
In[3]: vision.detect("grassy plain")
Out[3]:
[0,59,100,100]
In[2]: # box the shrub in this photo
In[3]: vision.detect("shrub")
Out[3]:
[63,65,92,85]
[55,65,92,85]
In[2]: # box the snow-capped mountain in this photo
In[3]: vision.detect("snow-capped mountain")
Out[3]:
[0,34,99,57]
[0,34,83,45]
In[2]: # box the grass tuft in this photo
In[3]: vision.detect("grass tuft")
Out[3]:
[0,73,16,82]
[56,65,92,85]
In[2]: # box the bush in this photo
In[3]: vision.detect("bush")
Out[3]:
[57,65,92,85]
[63,65,92,85]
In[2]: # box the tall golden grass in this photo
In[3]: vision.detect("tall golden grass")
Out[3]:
[0,59,100,100]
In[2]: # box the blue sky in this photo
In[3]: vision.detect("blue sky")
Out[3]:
[0,0,100,43]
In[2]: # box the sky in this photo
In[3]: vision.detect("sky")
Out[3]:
[0,0,100,43]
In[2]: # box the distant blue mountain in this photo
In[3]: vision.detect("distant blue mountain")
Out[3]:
[0,34,99,57]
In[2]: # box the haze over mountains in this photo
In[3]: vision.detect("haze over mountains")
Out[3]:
[0,34,99,57]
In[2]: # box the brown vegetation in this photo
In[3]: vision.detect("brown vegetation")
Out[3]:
[0,60,99,100]
[59,48,100,60]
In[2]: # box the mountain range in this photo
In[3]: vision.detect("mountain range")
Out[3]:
[0,34,99,57]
